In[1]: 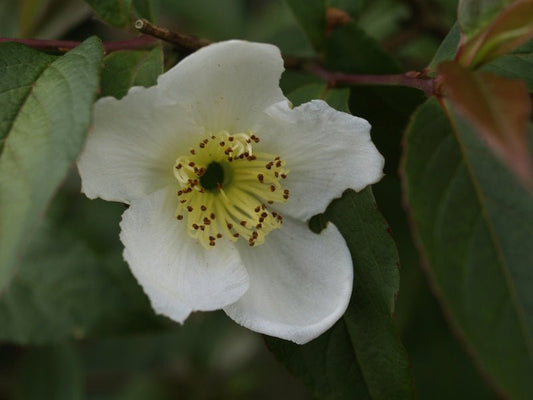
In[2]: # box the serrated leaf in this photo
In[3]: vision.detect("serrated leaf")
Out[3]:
[15,344,83,400]
[85,0,132,28]
[458,0,513,40]
[268,189,414,400]
[438,61,532,187]
[0,37,102,292]
[401,98,533,399]
[285,0,326,51]
[482,40,533,91]
[101,45,163,99]
[458,0,533,68]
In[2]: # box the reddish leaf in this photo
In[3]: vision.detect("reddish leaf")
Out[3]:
[438,61,532,187]
[458,0,533,68]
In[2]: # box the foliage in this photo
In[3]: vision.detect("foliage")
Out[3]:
[0,0,532,399]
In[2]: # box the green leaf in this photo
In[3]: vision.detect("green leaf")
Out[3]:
[133,0,159,22]
[285,0,326,51]
[268,189,414,400]
[483,40,533,91]
[428,22,461,72]
[101,45,163,99]
[0,38,102,292]
[85,0,132,28]
[458,0,513,39]
[438,61,532,187]
[458,0,533,68]
[15,344,83,400]
[0,214,163,344]
[401,98,533,399]
[287,83,350,111]
[325,21,401,74]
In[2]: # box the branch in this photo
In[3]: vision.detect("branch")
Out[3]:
[308,63,436,97]
[134,19,211,53]
[0,36,158,53]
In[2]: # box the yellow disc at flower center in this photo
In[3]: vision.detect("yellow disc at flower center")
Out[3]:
[173,131,289,249]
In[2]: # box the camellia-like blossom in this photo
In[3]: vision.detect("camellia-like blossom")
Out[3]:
[78,40,384,344]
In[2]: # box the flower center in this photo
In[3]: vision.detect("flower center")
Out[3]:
[173,131,289,249]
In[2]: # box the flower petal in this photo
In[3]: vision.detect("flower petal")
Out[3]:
[78,86,204,203]
[224,217,353,344]
[157,40,286,133]
[120,187,249,323]
[256,100,384,220]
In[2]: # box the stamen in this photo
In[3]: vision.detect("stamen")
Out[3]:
[173,131,289,249]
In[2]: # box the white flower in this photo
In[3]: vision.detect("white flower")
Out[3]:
[77,40,384,344]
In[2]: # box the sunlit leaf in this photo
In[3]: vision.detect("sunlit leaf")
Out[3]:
[438,61,532,187]
[402,98,533,399]
[0,38,102,291]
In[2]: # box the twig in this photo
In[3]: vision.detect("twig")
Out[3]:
[308,63,436,97]
[0,36,158,53]
[134,19,211,53]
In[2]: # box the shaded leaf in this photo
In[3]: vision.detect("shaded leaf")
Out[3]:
[101,45,163,99]
[85,0,132,28]
[133,0,159,22]
[438,61,532,187]
[15,344,83,400]
[268,188,414,400]
[401,98,533,399]
[285,0,326,51]
[458,0,533,68]
[0,215,163,344]
[325,21,401,74]
[483,39,533,91]
[428,22,460,72]
[458,0,513,39]
[0,38,102,292]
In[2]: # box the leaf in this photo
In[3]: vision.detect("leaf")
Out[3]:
[267,189,414,400]
[438,61,532,187]
[100,45,163,99]
[0,38,102,292]
[458,0,513,39]
[14,344,83,400]
[286,83,350,111]
[325,21,401,74]
[401,98,533,399]
[482,39,533,91]
[428,22,461,72]
[132,0,159,22]
[85,0,132,28]
[285,0,326,51]
[0,214,163,344]
[458,0,533,68]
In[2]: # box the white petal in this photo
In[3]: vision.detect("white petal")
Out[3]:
[78,86,204,203]
[157,40,286,133]
[224,217,353,344]
[256,100,384,220]
[120,187,249,323]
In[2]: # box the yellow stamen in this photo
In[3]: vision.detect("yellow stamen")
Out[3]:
[174,131,289,249]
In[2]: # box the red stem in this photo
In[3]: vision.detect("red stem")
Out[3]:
[308,63,436,97]
[0,36,158,53]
